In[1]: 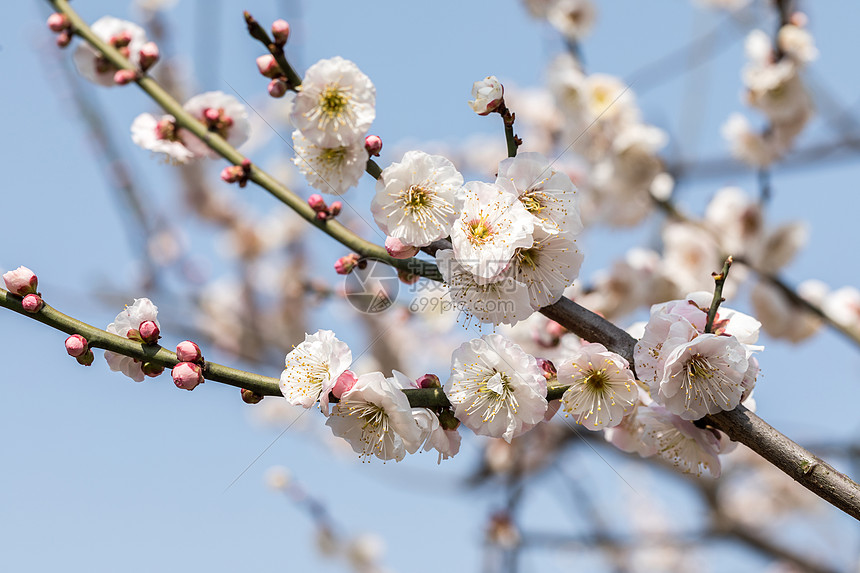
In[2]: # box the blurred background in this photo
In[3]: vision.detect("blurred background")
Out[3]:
[1,0,859,571]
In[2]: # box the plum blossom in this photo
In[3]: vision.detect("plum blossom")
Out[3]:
[558,342,637,430]
[104,298,160,382]
[445,334,547,442]
[131,113,195,163]
[180,91,251,158]
[468,76,504,115]
[3,266,38,296]
[326,371,422,462]
[450,181,534,280]
[280,329,352,414]
[371,151,464,246]
[509,230,584,309]
[292,130,366,195]
[73,16,148,87]
[546,0,597,41]
[412,409,461,463]
[291,56,376,147]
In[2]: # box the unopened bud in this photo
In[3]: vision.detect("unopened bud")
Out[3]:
[204,108,221,122]
[308,194,327,212]
[176,340,203,363]
[221,165,244,183]
[271,19,290,45]
[385,236,419,259]
[139,42,160,72]
[438,409,460,431]
[138,320,160,344]
[22,294,43,313]
[334,253,361,275]
[415,373,441,389]
[364,135,383,156]
[332,370,358,399]
[141,361,164,377]
[790,11,808,27]
[268,78,287,98]
[536,358,557,382]
[65,334,88,358]
[328,201,342,217]
[113,69,138,85]
[56,31,72,48]
[256,54,281,78]
[172,361,204,390]
[76,349,95,366]
[241,388,264,404]
[47,13,70,33]
[3,266,38,296]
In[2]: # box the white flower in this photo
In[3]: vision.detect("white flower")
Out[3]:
[722,113,779,168]
[291,56,376,147]
[778,24,818,65]
[104,298,160,382]
[468,76,504,115]
[326,371,422,462]
[180,91,251,158]
[131,113,195,163]
[371,151,464,246]
[822,286,860,333]
[436,249,534,326]
[638,403,731,477]
[558,342,637,430]
[495,152,581,235]
[412,409,461,463]
[291,130,367,195]
[73,16,147,87]
[510,230,584,309]
[450,181,534,280]
[444,334,547,442]
[547,0,597,41]
[743,60,812,123]
[279,329,352,414]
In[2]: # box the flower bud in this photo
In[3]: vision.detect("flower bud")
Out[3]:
[176,340,202,363]
[47,13,70,33]
[256,54,281,78]
[76,349,95,366]
[56,31,72,48]
[204,108,221,123]
[331,370,358,399]
[241,388,264,404]
[328,201,342,217]
[139,42,160,72]
[138,320,160,344]
[385,236,419,259]
[334,253,361,275]
[271,19,290,45]
[3,266,38,296]
[221,165,244,183]
[65,334,88,358]
[172,361,204,390]
[21,294,43,313]
[536,358,557,382]
[141,361,164,377]
[364,135,383,156]
[415,373,441,389]
[113,69,138,85]
[468,76,504,115]
[267,78,287,98]
[308,194,327,212]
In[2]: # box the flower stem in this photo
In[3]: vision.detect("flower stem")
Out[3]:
[705,256,733,333]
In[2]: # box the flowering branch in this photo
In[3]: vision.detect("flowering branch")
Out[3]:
[243,11,302,89]
[705,256,733,334]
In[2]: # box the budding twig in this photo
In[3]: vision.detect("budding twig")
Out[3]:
[705,256,733,334]
[243,11,302,89]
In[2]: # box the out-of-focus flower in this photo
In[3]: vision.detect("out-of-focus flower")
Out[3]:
[181,91,251,158]
[131,113,196,163]
[73,16,148,87]
[547,0,597,41]
[104,298,160,382]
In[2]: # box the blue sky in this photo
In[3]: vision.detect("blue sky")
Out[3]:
[1,1,859,571]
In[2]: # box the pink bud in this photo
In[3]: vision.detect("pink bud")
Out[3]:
[256,54,281,78]
[112,31,133,48]
[267,78,287,98]
[790,12,808,27]
[113,69,138,85]
[47,13,70,33]
[334,253,361,275]
[308,194,327,212]
[139,42,160,72]
[546,320,566,339]
[364,135,383,156]
[65,334,88,358]
[142,361,164,378]
[139,320,160,344]
[316,211,329,221]
[3,266,38,296]
[271,19,291,44]
[415,373,441,389]
[328,202,342,217]
[204,108,221,122]
[536,358,557,381]
[385,236,419,259]
[56,31,72,48]
[241,388,264,404]
[76,349,95,366]
[22,294,43,313]
[331,370,357,399]
[176,340,202,363]
[172,361,204,390]
[221,165,244,183]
